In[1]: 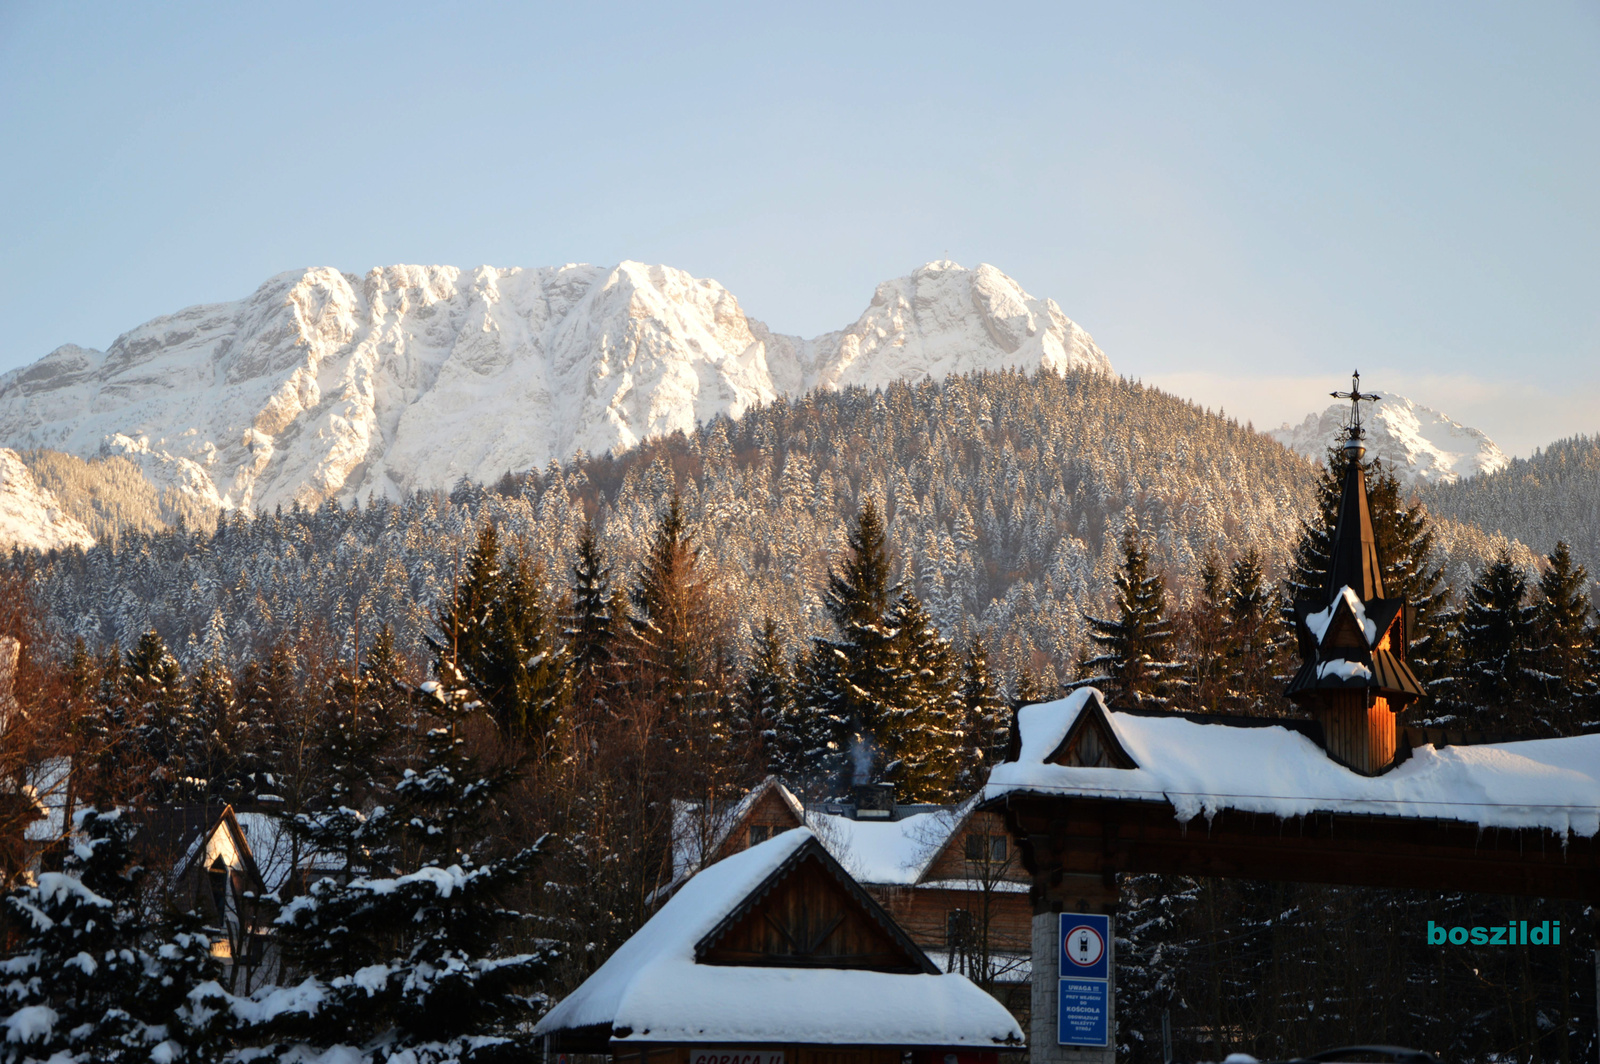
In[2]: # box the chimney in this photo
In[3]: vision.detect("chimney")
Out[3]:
[849,783,895,820]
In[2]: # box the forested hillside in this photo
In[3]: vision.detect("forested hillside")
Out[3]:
[1423,434,1600,584]
[19,370,1320,685]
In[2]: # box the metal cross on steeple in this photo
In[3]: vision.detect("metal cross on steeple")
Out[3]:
[1330,369,1380,445]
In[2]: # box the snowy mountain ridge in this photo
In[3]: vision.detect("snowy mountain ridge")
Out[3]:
[0,260,1110,514]
[1271,394,1508,487]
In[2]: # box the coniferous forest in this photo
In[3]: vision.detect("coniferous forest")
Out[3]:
[2,369,1596,1062]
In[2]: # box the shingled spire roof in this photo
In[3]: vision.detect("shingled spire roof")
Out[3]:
[1327,452,1384,603]
[1325,368,1384,603]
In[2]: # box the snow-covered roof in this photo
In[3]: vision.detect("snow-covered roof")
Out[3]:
[670,781,988,890]
[810,799,974,886]
[985,688,1600,838]
[536,828,1024,1049]
[671,776,807,881]
[231,811,343,892]
[22,757,71,843]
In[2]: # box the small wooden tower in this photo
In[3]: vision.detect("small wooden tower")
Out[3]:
[1285,372,1424,774]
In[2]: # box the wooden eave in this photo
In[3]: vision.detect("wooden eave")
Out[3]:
[693,836,939,975]
[988,791,1600,902]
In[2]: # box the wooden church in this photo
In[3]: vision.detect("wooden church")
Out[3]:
[535,828,1024,1064]
[1283,372,1425,774]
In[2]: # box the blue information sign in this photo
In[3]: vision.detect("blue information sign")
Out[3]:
[1059,912,1109,979]
[1058,978,1109,1047]
[1058,912,1111,1047]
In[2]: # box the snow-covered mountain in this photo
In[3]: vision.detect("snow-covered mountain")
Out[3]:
[0,448,95,552]
[1271,394,1508,486]
[0,260,1110,513]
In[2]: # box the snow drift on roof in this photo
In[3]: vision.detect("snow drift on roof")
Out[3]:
[535,828,1023,1048]
[985,689,1600,837]
[1306,586,1377,645]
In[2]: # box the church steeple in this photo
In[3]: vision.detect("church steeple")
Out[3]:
[1326,371,1384,603]
[1285,372,1423,775]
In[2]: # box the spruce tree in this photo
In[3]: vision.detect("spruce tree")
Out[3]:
[563,520,616,712]
[434,523,570,742]
[251,659,556,1063]
[0,809,228,1063]
[124,631,186,789]
[955,641,1008,793]
[1458,549,1537,731]
[884,591,961,802]
[1076,523,1179,709]
[1222,548,1287,716]
[1529,541,1595,728]
[627,493,733,767]
[795,499,906,791]
[1177,552,1230,713]
[741,617,795,778]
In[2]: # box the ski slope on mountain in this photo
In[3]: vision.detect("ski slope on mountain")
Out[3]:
[0,261,1110,513]
[1272,394,1508,486]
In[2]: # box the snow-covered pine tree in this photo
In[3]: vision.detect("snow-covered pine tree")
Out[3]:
[741,617,794,779]
[1221,549,1288,716]
[1458,548,1538,731]
[176,658,237,799]
[123,631,186,790]
[1528,541,1596,729]
[0,808,226,1063]
[433,523,570,742]
[251,659,556,1063]
[1114,871,1200,1062]
[1075,523,1180,709]
[563,520,617,713]
[954,642,1007,793]
[1176,552,1230,713]
[884,591,961,802]
[795,499,906,792]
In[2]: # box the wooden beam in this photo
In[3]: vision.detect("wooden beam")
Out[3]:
[995,794,1600,904]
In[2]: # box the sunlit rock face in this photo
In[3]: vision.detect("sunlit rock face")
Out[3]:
[0,260,1110,512]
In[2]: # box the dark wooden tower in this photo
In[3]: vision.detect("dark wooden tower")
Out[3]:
[1284,372,1424,774]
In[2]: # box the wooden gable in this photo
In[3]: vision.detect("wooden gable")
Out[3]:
[919,809,1027,884]
[716,785,805,861]
[696,838,936,974]
[1325,607,1368,650]
[1045,694,1137,769]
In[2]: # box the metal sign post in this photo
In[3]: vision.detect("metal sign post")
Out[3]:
[1057,912,1111,1048]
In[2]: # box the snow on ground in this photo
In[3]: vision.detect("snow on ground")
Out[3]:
[535,828,1024,1048]
[0,448,93,553]
[986,689,1600,837]
[1271,394,1508,486]
[0,260,1111,514]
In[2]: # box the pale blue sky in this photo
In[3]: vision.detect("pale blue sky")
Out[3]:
[1,2,1595,455]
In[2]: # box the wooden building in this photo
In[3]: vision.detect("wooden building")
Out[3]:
[668,779,1033,1020]
[980,377,1600,1063]
[536,827,1024,1064]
